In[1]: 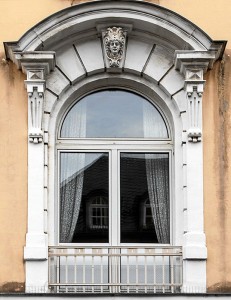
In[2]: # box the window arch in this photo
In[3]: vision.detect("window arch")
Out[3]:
[60,90,169,139]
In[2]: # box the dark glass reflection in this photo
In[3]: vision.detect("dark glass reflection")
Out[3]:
[60,152,109,243]
[120,153,170,243]
[61,90,168,138]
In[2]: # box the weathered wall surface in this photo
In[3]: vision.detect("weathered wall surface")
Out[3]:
[0,57,27,292]
[0,0,230,293]
[204,51,231,293]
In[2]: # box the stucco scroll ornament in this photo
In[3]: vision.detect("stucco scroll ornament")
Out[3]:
[104,27,126,67]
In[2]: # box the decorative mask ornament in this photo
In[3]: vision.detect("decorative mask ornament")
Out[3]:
[104,27,126,67]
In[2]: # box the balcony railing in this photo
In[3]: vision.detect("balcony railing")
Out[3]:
[48,246,182,294]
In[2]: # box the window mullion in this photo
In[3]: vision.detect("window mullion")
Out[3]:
[110,149,119,246]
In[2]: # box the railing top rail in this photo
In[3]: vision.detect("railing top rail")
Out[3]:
[49,283,182,287]
[48,246,182,257]
[49,253,182,257]
[48,245,182,249]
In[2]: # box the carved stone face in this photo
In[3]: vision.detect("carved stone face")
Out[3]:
[109,39,121,55]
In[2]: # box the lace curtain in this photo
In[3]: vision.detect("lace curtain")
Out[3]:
[143,103,170,243]
[60,100,86,243]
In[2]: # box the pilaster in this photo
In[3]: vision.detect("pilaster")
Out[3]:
[175,50,216,292]
[14,52,55,292]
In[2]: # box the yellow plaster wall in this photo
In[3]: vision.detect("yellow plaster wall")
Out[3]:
[0,0,230,292]
[204,52,231,292]
[0,57,27,291]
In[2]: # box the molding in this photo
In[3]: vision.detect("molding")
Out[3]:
[24,247,48,261]
[14,51,55,75]
[183,246,207,260]
[174,50,217,75]
[3,2,227,55]
[183,232,207,260]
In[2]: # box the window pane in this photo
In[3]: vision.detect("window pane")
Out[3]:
[61,90,168,138]
[120,153,169,243]
[60,152,109,243]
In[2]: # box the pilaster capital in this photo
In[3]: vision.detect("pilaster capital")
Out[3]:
[14,52,55,144]
[174,50,216,143]
[14,51,55,76]
[174,50,216,75]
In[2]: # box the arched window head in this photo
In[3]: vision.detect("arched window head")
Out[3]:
[60,90,169,139]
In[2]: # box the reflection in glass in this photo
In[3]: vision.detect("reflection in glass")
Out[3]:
[60,152,109,243]
[61,90,168,138]
[120,153,169,243]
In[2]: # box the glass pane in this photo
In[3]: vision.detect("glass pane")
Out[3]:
[120,153,169,243]
[60,152,109,243]
[60,90,168,138]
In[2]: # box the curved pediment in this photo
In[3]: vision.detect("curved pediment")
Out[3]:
[4,1,226,101]
[3,0,226,144]
[5,0,225,59]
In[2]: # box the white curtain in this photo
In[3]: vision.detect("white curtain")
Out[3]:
[145,155,170,243]
[61,99,87,138]
[60,100,86,243]
[142,101,168,138]
[143,103,170,243]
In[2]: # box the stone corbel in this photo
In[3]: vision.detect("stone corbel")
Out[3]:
[13,52,55,143]
[174,50,216,142]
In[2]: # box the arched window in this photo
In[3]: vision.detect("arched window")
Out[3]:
[58,89,171,245]
[60,90,169,139]
[6,0,223,291]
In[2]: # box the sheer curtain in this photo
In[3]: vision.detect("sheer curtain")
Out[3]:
[143,103,170,244]
[60,100,86,243]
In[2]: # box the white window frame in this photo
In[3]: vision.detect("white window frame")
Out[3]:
[56,88,173,248]
[56,145,173,247]
[50,75,183,247]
